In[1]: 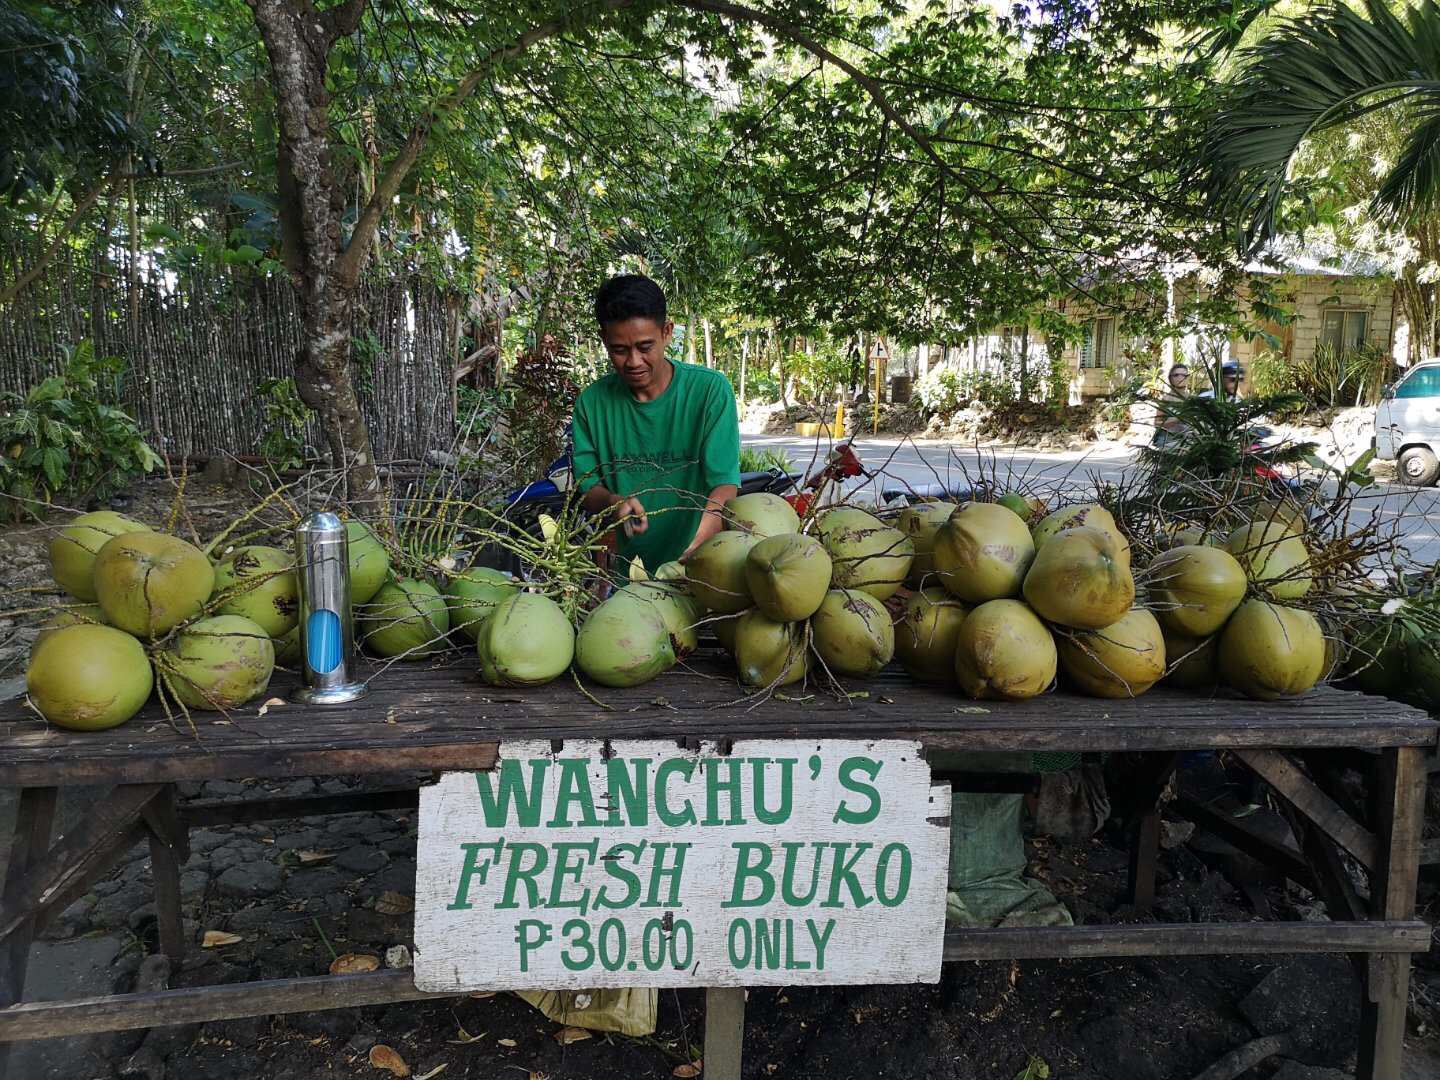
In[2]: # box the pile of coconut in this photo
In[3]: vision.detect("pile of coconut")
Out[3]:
[674,493,1327,702]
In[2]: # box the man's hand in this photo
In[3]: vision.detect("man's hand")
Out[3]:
[608,495,648,538]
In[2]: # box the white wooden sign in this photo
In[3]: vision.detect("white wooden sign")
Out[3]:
[414,739,950,990]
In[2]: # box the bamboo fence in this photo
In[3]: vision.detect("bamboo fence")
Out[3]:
[0,241,459,462]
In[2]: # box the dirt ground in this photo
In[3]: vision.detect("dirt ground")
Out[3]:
[2,478,1439,1080]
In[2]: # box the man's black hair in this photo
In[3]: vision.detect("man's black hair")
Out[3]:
[594,274,667,327]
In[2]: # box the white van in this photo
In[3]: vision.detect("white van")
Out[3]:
[1374,360,1440,485]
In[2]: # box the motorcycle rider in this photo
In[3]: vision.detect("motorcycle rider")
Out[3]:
[1198,360,1243,402]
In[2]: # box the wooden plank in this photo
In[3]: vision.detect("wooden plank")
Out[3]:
[143,787,187,964]
[939,921,1431,961]
[0,665,1433,791]
[0,787,56,1079]
[1123,753,1179,911]
[0,784,163,943]
[1172,796,1315,889]
[1233,749,1380,873]
[703,987,745,1080]
[0,921,1427,1044]
[181,787,421,827]
[1358,747,1427,1080]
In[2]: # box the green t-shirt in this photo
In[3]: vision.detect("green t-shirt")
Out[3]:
[572,360,741,571]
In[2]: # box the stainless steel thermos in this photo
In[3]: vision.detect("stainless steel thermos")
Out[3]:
[291,511,368,704]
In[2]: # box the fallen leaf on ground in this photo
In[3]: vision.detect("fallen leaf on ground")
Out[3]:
[329,953,380,975]
[673,1063,702,1078]
[1012,1055,1050,1080]
[446,1026,485,1045]
[497,1038,517,1048]
[201,930,242,948]
[368,1044,410,1076]
[296,849,334,864]
[553,1026,592,1045]
[375,890,414,915]
[415,1066,447,1080]
[257,697,286,717]
[469,991,497,1000]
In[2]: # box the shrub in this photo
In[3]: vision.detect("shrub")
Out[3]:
[256,376,311,470]
[0,341,160,519]
[739,447,794,473]
[916,366,970,415]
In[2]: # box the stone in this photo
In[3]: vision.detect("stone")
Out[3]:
[188,829,231,854]
[180,869,209,902]
[128,902,157,931]
[334,845,387,875]
[226,905,280,933]
[380,835,416,856]
[202,780,248,798]
[202,1016,271,1044]
[91,881,150,929]
[345,1033,378,1055]
[1239,957,1359,1066]
[274,828,326,851]
[285,867,349,900]
[214,861,282,900]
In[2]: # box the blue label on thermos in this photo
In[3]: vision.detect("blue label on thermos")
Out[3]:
[306,609,343,674]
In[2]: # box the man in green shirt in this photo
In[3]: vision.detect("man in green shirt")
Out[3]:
[573,274,741,572]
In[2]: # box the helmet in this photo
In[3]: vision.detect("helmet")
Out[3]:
[1221,361,1242,377]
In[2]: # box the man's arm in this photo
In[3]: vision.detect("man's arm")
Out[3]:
[573,392,647,537]
[681,483,739,559]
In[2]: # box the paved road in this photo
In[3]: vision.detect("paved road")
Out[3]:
[742,433,1440,566]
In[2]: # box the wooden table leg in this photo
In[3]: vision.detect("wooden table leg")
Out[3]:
[1357,747,1426,1080]
[703,987,745,1080]
[141,785,188,964]
[1124,753,1179,911]
[0,786,58,1080]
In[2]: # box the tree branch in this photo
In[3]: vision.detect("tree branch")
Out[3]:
[321,0,366,42]
[0,173,119,308]
[336,0,639,287]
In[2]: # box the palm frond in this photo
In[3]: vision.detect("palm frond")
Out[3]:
[1199,0,1440,253]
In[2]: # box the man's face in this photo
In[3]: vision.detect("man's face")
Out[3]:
[600,317,673,392]
[1224,375,1239,393]
[1168,367,1189,389]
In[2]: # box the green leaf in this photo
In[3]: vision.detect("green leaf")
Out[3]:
[39,446,66,490]
[1013,1055,1051,1080]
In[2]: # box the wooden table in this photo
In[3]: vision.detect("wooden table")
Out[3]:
[0,661,1433,1080]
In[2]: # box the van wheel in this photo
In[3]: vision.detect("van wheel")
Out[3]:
[1399,446,1440,486]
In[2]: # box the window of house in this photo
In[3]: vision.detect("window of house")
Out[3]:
[1080,318,1115,369]
[1394,366,1440,398]
[1319,309,1369,354]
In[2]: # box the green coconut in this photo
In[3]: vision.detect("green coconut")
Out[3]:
[1407,632,1440,708]
[895,587,969,684]
[213,546,300,638]
[49,511,151,601]
[27,624,153,730]
[725,492,800,537]
[1345,619,1416,697]
[931,502,1036,603]
[93,531,216,639]
[275,626,303,666]
[477,593,575,687]
[953,599,1056,701]
[712,613,742,655]
[1022,526,1135,630]
[655,560,688,584]
[733,611,808,687]
[362,579,450,659]
[346,520,391,605]
[30,604,108,658]
[810,588,895,677]
[444,567,522,643]
[745,533,832,621]
[162,614,275,711]
[686,531,760,613]
[1225,522,1312,600]
[996,493,1034,521]
[1058,609,1167,699]
[1219,600,1326,700]
[1162,630,1218,689]
[1147,544,1247,637]
[1031,503,1125,551]
[897,502,958,588]
[816,506,914,601]
[576,591,676,687]
[612,581,703,658]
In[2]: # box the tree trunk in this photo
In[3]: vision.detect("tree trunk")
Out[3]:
[248,0,380,507]
[703,318,713,368]
[1018,324,1030,403]
[739,334,749,411]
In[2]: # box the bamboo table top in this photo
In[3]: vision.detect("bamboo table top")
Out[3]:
[0,655,1434,786]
